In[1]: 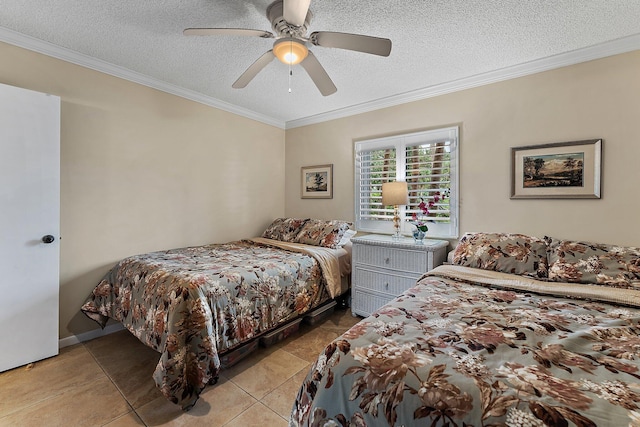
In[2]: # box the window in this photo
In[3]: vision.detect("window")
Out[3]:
[355,126,459,238]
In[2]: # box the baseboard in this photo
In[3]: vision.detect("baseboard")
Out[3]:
[59,323,124,348]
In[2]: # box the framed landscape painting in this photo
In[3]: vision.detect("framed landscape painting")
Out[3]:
[511,139,602,199]
[301,164,333,199]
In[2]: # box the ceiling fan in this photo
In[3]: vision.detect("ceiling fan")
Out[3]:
[183,0,392,96]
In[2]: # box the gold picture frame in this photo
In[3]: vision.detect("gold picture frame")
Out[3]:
[301,164,333,199]
[511,139,602,199]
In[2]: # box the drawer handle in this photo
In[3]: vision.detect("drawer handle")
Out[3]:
[385,257,390,264]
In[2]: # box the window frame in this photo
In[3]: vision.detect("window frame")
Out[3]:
[354,126,459,239]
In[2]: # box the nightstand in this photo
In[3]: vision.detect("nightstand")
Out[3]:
[350,234,449,317]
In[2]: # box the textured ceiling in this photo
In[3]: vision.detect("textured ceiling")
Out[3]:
[1,0,640,128]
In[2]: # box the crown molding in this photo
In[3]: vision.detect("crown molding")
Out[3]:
[0,27,285,129]
[2,26,638,131]
[285,33,640,129]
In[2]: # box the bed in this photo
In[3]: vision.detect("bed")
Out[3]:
[290,232,640,426]
[81,218,354,410]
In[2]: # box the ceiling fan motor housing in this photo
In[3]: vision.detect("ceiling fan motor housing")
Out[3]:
[267,0,312,38]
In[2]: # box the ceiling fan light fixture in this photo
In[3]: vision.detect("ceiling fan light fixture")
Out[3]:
[273,38,308,65]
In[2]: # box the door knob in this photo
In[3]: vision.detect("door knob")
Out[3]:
[42,235,55,244]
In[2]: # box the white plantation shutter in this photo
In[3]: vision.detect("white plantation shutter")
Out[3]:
[355,126,459,238]
[355,147,396,222]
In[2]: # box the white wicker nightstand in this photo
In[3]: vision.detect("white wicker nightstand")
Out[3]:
[350,234,449,317]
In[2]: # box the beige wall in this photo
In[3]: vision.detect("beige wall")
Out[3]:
[3,40,639,341]
[285,50,640,248]
[0,42,285,339]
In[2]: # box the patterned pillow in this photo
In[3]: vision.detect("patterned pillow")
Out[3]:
[295,219,351,249]
[547,238,640,288]
[261,218,309,242]
[452,232,549,278]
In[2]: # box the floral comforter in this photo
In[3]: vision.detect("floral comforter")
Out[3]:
[291,265,640,426]
[81,239,339,409]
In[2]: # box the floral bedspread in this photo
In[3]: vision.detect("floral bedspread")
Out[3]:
[291,265,640,426]
[81,239,332,409]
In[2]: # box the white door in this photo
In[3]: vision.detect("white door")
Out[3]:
[0,83,60,372]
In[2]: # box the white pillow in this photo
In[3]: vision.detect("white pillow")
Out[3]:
[337,229,357,247]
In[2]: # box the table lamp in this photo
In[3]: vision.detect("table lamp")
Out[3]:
[382,181,409,239]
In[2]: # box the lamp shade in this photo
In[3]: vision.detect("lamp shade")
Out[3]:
[273,38,309,65]
[382,181,409,206]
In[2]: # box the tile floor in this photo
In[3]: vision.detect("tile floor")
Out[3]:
[0,307,360,427]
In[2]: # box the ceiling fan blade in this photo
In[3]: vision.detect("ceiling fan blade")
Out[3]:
[283,0,311,27]
[310,31,392,56]
[300,51,337,96]
[183,28,274,38]
[232,50,275,88]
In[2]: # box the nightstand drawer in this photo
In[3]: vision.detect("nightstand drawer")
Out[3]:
[352,266,418,296]
[353,244,427,274]
[352,289,397,317]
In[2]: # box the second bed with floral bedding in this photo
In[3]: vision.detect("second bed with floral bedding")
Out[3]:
[81,218,353,410]
[290,232,640,426]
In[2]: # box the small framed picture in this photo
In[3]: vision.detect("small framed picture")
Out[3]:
[511,139,602,199]
[301,164,333,199]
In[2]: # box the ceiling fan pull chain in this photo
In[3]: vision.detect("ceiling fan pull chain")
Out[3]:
[288,58,293,93]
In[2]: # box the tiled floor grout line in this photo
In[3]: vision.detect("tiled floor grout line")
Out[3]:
[0,366,63,422]
[82,342,146,426]
[0,308,356,426]
[220,400,258,427]
[214,327,330,426]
